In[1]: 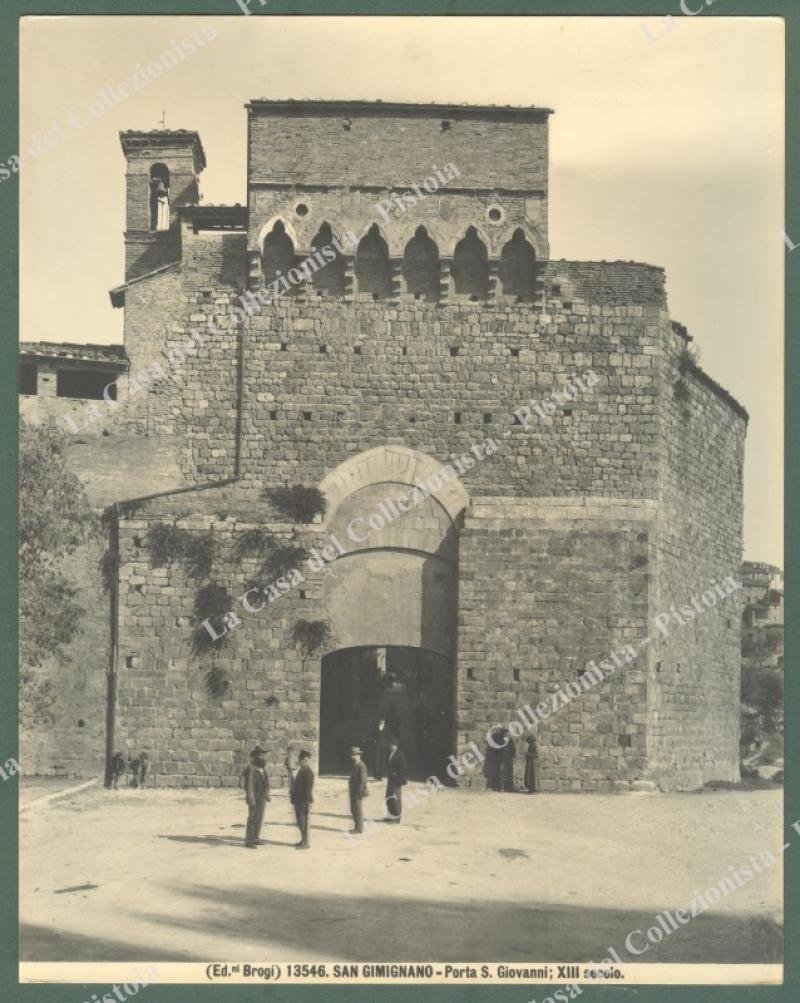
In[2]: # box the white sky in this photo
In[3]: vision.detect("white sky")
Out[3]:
[19,15,784,565]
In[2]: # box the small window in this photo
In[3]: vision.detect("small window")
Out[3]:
[319,344,327,354]
[269,410,278,420]
[280,342,288,352]
[299,590,307,600]
[467,667,474,680]
[449,346,459,357]
[454,412,462,424]
[513,668,520,681]
[487,206,503,223]
[77,719,85,728]
[56,368,116,401]
[125,656,134,668]
[401,346,408,356]
[295,203,309,217]
[510,347,520,358]
[302,411,312,421]
[483,413,492,424]
[408,415,416,424]
[619,734,632,748]
[353,345,362,355]
[19,363,37,396]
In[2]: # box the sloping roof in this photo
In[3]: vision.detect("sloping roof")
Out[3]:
[19,341,127,367]
[109,260,181,308]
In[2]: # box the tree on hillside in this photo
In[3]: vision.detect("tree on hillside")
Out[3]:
[19,418,96,672]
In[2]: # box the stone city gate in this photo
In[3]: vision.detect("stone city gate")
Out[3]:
[316,446,468,778]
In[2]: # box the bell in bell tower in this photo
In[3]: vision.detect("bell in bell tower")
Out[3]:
[119,129,206,280]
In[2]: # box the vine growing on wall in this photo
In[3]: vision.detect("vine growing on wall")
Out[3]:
[99,549,119,594]
[262,544,310,580]
[145,522,215,580]
[192,583,234,656]
[292,618,333,657]
[263,486,327,523]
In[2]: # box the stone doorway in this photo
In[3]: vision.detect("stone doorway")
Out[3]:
[319,646,455,780]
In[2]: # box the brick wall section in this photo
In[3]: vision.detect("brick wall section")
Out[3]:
[114,510,339,788]
[647,319,747,788]
[237,297,663,500]
[247,105,550,190]
[457,499,654,792]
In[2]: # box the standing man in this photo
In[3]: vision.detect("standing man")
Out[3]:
[348,746,369,834]
[501,728,516,792]
[138,752,149,789]
[369,717,390,780]
[290,749,314,849]
[111,751,126,790]
[243,744,271,849]
[385,740,408,823]
[524,734,540,793]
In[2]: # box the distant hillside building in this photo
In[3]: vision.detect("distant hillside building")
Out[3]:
[20,100,749,791]
[741,561,784,674]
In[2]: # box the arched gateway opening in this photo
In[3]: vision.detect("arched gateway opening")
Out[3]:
[320,646,454,778]
[317,447,469,780]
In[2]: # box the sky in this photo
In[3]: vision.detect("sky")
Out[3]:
[19,15,784,565]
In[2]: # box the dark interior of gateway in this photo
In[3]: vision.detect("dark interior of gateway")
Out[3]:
[319,646,455,780]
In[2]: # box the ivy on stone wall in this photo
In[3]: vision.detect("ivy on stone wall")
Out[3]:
[99,549,119,594]
[292,618,333,656]
[262,544,310,581]
[263,486,327,523]
[192,583,234,656]
[146,522,215,581]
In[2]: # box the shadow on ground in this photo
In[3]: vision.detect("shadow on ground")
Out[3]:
[22,886,783,963]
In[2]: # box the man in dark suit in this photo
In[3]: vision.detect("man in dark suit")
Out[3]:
[348,746,369,834]
[243,744,271,848]
[385,740,408,823]
[290,749,314,849]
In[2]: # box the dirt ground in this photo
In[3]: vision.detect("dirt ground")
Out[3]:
[20,779,783,964]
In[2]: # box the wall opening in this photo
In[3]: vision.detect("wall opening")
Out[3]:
[56,369,116,401]
[262,220,295,287]
[355,224,392,299]
[149,163,170,231]
[309,222,346,295]
[453,226,488,299]
[19,363,37,396]
[402,226,440,300]
[319,645,454,780]
[499,228,536,301]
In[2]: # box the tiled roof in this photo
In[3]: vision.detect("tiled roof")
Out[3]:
[19,341,128,366]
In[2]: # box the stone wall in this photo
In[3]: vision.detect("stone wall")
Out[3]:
[457,498,654,792]
[647,321,747,789]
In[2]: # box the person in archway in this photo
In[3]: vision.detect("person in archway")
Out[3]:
[368,716,390,780]
[243,744,271,848]
[524,734,540,793]
[348,746,369,834]
[291,750,314,849]
[385,739,408,822]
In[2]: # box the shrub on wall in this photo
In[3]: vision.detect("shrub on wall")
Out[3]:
[263,486,327,523]
[192,583,234,656]
[292,618,333,656]
[146,523,215,581]
[262,544,309,581]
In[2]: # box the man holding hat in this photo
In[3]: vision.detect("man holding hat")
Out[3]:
[348,746,369,834]
[243,744,271,848]
[290,749,314,849]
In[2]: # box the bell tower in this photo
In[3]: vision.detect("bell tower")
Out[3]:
[119,129,206,280]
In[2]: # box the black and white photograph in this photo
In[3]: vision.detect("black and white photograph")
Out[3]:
[15,11,785,990]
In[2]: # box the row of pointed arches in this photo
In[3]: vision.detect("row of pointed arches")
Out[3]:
[261,221,537,302]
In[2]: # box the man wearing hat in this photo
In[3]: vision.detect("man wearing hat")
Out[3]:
[243,744,271,848]
[347,746,369,834]
[290,749,314,849]
[385,739,408,823]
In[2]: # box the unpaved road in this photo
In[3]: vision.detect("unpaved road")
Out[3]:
[20,780,783,963]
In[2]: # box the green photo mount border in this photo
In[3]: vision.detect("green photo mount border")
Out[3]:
[0,0,796,1000]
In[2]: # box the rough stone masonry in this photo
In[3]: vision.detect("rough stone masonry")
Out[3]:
[40,100,752,792]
